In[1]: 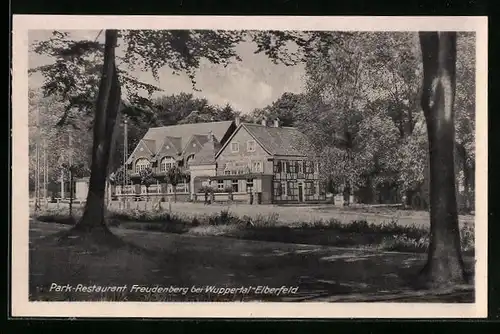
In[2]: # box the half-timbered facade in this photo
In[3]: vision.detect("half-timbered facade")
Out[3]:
[211,120,325,204]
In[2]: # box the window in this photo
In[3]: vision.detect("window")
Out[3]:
[274,160,282,173]
[305,181,314,195]
[287,162,297,173]
[246,140,256,152]
[287,181,298,200]
[186,154,195,166]
[252,161,262,173]
[298,161,303,174]
[273,182,282,196]
[232,179,239,192]
[246,179,254,192]
[304,161,313,173]
[217,180,224,190]
[160,156,175,172]
[135,158,150,173]
[231,142,239,153]
[224,169,231,175]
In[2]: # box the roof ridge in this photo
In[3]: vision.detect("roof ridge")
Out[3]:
[243,122,298,130]
[147,120,233,130]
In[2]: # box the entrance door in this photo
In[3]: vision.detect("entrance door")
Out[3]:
[298,183,304,202]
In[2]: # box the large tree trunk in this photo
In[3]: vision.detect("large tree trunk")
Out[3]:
[419,32,466,286]
[74,30,120,232]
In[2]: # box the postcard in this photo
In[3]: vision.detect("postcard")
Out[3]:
[11,15,488,318]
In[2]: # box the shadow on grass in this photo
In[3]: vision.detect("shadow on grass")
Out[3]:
[29,219,475,303]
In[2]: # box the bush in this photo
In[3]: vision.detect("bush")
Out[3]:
[460,222,475,253]
[208,210,237,226]
[242,212,280,228]
[197,186,212,194]
[379,234,429,253]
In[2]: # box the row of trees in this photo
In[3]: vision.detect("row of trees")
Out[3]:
[247,32,475,210]
[30,29,474,287]
[28,90,242,193]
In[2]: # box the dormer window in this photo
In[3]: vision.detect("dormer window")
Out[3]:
[160,156,175,172]
[135,158,150,173]
[231,142,239,153]
[247,140,256,152]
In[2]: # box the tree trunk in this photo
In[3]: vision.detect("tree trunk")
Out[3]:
[418,32,466,286]
[74,30,120,232]
[343,184,351,206]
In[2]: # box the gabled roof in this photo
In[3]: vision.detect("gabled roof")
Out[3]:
[182,134,209,156]
[193,134,210,147]
[165,136,183,153]
[125,139,155,164]
[142,120,234,152]
[190,137,222,166]
[142,139,156,155]
[154,136,182,160]
[216,123,316,159]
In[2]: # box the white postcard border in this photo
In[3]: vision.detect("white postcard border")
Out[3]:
[11,15,488,318]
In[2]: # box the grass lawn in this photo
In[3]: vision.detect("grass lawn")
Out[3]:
[30,221,475,302]
[45,201,475,227]
[34,203,475,256]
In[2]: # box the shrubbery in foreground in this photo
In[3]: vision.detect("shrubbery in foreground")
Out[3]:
[33,206,475,255]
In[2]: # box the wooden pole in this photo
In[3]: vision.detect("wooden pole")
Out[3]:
[69,133,73,217]
[123,117,128,208]
[60,169,65,199]
[35,107,40,211]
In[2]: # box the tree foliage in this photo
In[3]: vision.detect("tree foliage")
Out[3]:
[165,166,185,187]
[252,31,474,207]
[250,92,305,126]
[139,167,156,189]
[28,89,92,193]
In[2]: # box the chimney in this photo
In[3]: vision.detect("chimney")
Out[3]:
[235,116,241,127]
[274,118,280,128]
[261,118,267,126]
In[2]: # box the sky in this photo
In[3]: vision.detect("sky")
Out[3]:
[28,30,306,114]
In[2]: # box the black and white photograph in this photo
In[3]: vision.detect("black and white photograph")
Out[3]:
[11,15,487,318]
